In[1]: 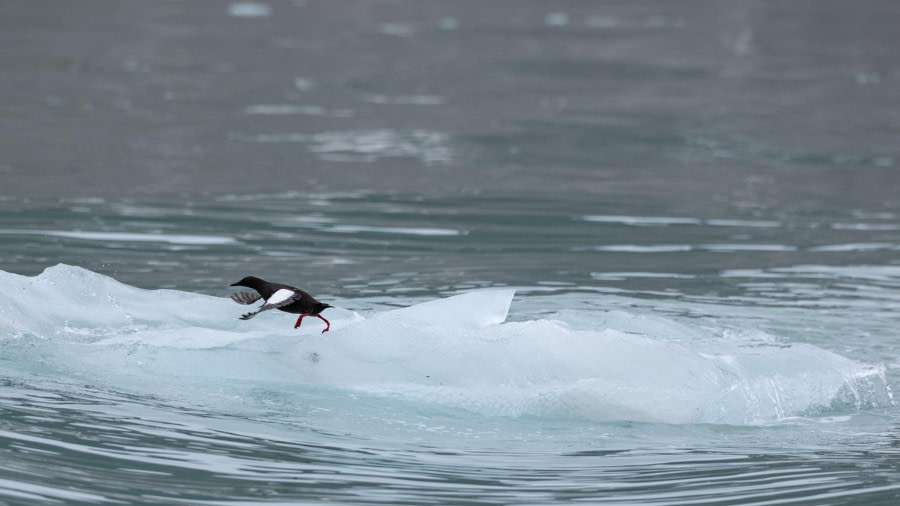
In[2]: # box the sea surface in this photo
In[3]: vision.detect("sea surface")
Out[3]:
[2,1,900,504]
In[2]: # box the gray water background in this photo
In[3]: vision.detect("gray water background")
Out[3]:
[2,1,900,504]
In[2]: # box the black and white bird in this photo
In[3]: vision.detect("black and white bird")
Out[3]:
[230,276,333,333]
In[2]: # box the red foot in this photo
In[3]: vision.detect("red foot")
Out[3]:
[294,313,330,333]
[318,315,331,333]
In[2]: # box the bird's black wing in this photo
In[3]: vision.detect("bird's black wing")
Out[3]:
[231,291,262,305]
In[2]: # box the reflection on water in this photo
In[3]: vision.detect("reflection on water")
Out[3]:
[232,129,454,164]
[243,103,355,117]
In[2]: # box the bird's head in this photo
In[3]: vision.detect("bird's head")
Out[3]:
[230,276,264,288]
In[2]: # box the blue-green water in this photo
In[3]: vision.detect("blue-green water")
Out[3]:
[2,1,900,504]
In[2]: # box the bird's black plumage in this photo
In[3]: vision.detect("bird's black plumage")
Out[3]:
[230,276,332,332]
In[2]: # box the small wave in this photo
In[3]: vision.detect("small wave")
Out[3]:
[321,225,464,236]
[227,2,271,18]
[242,104,354,118]
[0,230,238,246]
[231,129,453,165]
[581,215,782,228]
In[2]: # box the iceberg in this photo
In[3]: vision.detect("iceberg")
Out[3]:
[0,265,892,425]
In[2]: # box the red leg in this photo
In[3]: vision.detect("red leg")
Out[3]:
[317,314,331,333]
[294,313,309,329]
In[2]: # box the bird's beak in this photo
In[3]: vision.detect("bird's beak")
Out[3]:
[230,281,241,287]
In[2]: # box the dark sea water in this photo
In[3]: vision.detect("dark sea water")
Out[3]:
[2,1,900,504]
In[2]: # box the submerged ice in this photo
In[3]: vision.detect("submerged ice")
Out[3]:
[0,265,892,425]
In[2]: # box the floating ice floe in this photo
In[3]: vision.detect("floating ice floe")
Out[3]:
[0,265,892,425]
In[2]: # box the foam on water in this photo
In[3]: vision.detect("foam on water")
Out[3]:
[0,265,891,425]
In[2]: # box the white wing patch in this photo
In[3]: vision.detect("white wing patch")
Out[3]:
[266,289,296,306]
